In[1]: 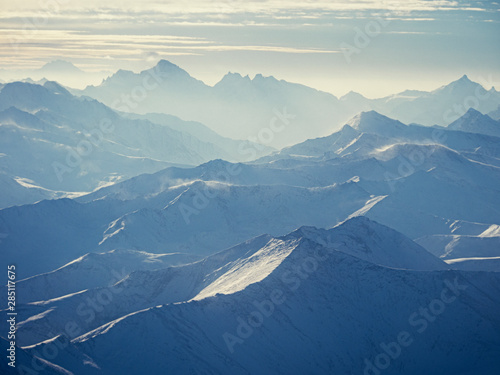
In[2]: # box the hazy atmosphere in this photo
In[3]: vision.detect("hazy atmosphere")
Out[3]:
[1,1,500,375]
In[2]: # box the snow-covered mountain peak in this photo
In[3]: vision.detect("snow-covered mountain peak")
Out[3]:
[335,214,375,228]
[329,216,447,270]
[340,90,367,101]
[278,217,447,271]
[447,107,500,137]
[435,74,482,95]
[327,216,396,243]
[151,59,189,76]
[193,237,301,300]
[347,110,407,134]
[449,107,494,126]
[457,74,472,83]
[197,158,237,172]
[287,225,329,240]
[447,74,475,89]
[349,109,385,122]
[339,123,358,134]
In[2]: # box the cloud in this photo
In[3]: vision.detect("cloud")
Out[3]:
[1,0,497,77]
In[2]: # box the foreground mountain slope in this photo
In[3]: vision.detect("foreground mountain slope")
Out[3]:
[13,218,447,347]
[0,337,70,375]
[26,219,498,375]
[71,268,498,375]
[8,250,201,305]
[14,234,277,346]
[446,257,500,272]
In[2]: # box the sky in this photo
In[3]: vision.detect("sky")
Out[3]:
[0,0,499,97]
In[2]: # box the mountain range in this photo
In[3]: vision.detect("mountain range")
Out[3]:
[80,61,500,147]
[0,60,111,89]
[0,80,272,208]
[1,66,499,374]
[1,110,499,280]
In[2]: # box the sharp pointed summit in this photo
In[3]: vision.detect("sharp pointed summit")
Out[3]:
[155,59,179,68]
[463,107,484,117]
[347,110,406,135]
[437,74,479,93]
[340,91,367,101]
[153,59,186,74]
[458,74,471,82]
[447,107,500,137]
[215,72,251,86]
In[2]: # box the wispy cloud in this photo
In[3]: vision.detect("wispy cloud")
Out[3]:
[1,0,498,97]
